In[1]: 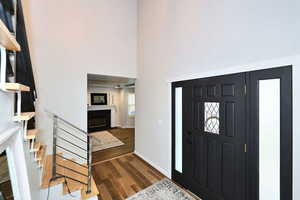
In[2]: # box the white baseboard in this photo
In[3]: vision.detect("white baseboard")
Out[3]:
[134,151,171,178]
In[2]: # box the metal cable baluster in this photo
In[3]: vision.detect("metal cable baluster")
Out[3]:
[52,115,58,179]
[47,111,94,191]
[87,134,92,193]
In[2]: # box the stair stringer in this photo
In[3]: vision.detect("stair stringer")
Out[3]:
[23,140,43,200]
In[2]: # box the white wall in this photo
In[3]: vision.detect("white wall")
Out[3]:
[136,1,300,199]
[21,0,137,151]
[0,92,14,132]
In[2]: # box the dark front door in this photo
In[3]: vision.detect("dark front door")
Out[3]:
[172,66,293,200]
[172,73,247,200]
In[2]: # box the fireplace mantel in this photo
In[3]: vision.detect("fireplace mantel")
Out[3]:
[88,104,116,111]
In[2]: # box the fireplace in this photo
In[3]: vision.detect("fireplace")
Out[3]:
[88,110,111,133]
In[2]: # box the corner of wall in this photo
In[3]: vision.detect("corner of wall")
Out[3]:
[134,150,171,178]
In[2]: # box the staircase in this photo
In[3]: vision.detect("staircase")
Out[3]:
[0,4,98,199]
[41,113,99,199]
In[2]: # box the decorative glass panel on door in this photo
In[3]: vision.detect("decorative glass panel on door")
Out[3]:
[175,87,183,173]
[204,102,220,134]
[259,79,280,200]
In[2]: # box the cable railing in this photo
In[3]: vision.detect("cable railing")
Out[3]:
[49,112,92,194]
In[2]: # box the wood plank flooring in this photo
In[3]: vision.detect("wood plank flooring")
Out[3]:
[0,181,13,200]
[92,153,165,200]
[0,155,13,200]
[92,128,135,164]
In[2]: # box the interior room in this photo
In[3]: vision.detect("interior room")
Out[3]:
[0,0,299,200]
[87,74,135,164]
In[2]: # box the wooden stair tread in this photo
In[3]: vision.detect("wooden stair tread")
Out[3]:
[32,142,41,152]
[0,19,21,51]
[41,155,98,199]
[3,83,30,92]
[61,160,88,194]
[41,154,64,188]
[63,175,84,195]
[13,112,35,121]
[36,145,47,161]
[57,159,88,176]
[39,150,48,168]
[56,163,88,184]
[81,177,99,200]
[26,129,39,140]
[63,176,99,199]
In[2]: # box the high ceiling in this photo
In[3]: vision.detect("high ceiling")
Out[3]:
[87,74,135,88]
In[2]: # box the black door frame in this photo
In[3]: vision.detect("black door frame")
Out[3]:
[247,66,293,200]
[171,65,293,200]
[171,80,190,189]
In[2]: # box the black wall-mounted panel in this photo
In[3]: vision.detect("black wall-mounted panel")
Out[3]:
[207,85,217,97]
[194,86,203,97]
[194,135,206,186]
[207,139,220,191]
[222,84,235,97]
[222,143,235,199]
[225,102,235,137]
[194,102,202,130]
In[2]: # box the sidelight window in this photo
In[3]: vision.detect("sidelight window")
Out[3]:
[175,87,183,173]
[259,79,280,200]
[204,102,220,134]
[128,93,135,117]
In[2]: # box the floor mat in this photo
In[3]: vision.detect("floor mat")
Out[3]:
[126,178,199,200]
[91,131,124,152]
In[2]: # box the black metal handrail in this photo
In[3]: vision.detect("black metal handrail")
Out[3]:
[47,110,92,194]
[51,112,87,134]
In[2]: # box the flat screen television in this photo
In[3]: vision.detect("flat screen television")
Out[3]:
[91,93,108,105]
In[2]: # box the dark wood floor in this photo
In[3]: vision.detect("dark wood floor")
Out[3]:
[0,155,13,200]
[92,128,135,164]
[0,181,13,200]
[92,153,165,200]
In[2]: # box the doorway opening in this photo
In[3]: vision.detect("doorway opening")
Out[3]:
[171,66,292,200]
[87,74,136,165]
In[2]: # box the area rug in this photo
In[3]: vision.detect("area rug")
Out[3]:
[0,156,10,184]
[90,131,124,152]
[126,178,198,200]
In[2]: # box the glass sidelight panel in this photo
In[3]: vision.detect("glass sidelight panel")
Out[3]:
[175,87,183,173]
[259,79,280,200]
